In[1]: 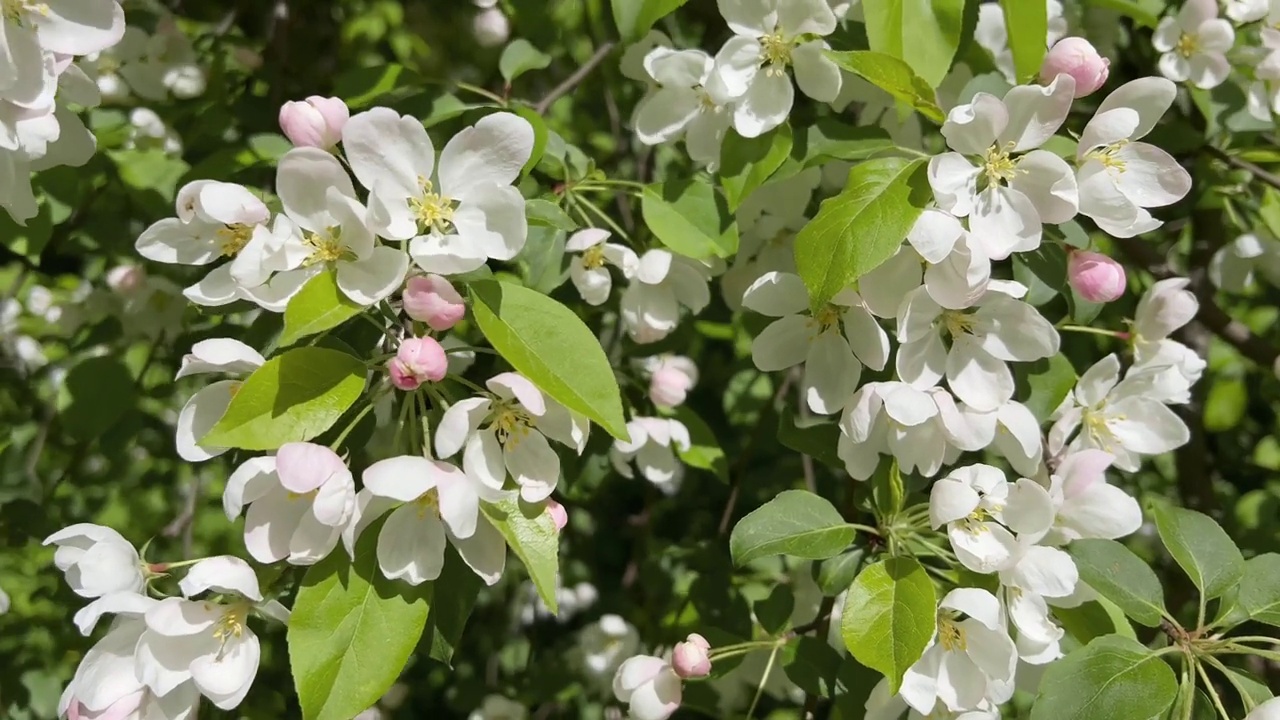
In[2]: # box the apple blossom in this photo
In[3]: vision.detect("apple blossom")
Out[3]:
[1133,278,1198,352]
[43,524,145,598]
[858,210,994,313]
[1226,0,1269,23]
[610,416,692,493]
[929,464,1055,574]
[435,372,589,502]
[865,680,1000,720]
[620,249,712,343]
[472,7,511,48]
[1040,37,1110,97]
[744,271,888,414]
[1154,0,1235,89]
[223,443,357,565]
[361,455,508,585]
[644,354,699,409]
[544,498,568,531]
[105,264,146,296]
[341,108,533,274]
[1245,697,1280,720]
[721,168,818,307]
[633,47,735,169]
[403,273,466,330]
[278,96,349,149]
[928,75,1078,259]
[1248,28,1280,120]
[1074,77,1191,238]
[388,336,448,390]
[565,227,639,305]
[712,0,842,137]
[613,655,683,720]
[1040,449,1143,543]
[1067,250,1126,302]
[899,588,1017,714]
[581,614,640,678]
[1211,233,1280,291]
[173,338,265,462]
[469,695,526,720]
[839,382,989,480]
[672,633,712,679]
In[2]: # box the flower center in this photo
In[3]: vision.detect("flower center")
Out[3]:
[303,228,350,266]
[492,403,535,446]
[409,177,456,235]
[982,143,1020,187]
[581,244,607,270]
[1176,33,1198,58]
[761,32,793,68]
[1087,141,1129,173]
[2,0,48,25]
[217,224,254,257]
[416,488,441,518]
[957,506,995,536]
[698,88,722,111]
[808,304,842,334]
[1082,407,1120,451]
[938,615,967,652]
[942,310,975,339]
[211,602,251,659]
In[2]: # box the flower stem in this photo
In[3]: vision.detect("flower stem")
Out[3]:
[1194,656,1233,720]
[1057,324,1128,339]
[330,403,374,451]
[745,643,781,720]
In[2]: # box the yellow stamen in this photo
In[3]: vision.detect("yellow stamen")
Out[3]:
[303,229,348,266]
[761,32,793,67]
[408,176,456,235]
[2,0,49,24]
[416,488,441,518]
[581,245,607,270]
[216,224,254,257]
[982,142,1020,187]
[211,602,251,659]
[492,403,534,448]
[943,311,975,339]
[1087,140,1129,172]
[938,616,967,652]
[1176,33,1198,58]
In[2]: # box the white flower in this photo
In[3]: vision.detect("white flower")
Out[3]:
[223,443,357,566]
[975,0,1068,83]
[620,250,712,343]
[865,680,1000,720]
[436,372,589,502]
[899,588,1016,714]
[1,0,125,84]
[838,383,989,480]
[722,168,817,307]
[1249,28,1280,119]
[566,228,638,305]
[634,47,735,169]
[831,75,924,148]
[343,108,533,274]
[251,147,409,307]
[135,557,266,710]
[1154,0,1235,88]
[643,354,699,409]
[1075,77,1191,238]
[1244,697,1280,720]
[613,655,682,720]
[896,285,1059,412]
[744,271,888,414]
[611,416,691,492]
[929,464,1055,574]
[1042,449,1143,542]
[1211,232,1280,290]
[580,614,640,677]
[361,456,508,586]
[1133,277,1198,349]
[469,695,526,720]
[43,524,144,598]
[1226,0,1269,23]
[1049,354,1190,471]
[928,75,1078,259]
[863,210,993,312]
[713,0,843,137]
[134,180,273,307]
[173,338,265,462]
[1128,338,1206,405]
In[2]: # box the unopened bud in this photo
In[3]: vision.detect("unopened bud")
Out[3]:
[1040,37,1110,98]
[472,7,510,48]
[106,265,146,296]
[650,366,692,408]
[388,336,448,390]
[1068,250,1126,303]
[279,96,349,149]
[672,633,711,679]
[545,499,568,531]
[403,274,466,331]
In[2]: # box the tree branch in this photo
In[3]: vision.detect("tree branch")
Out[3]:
[534,42,616,115]
[1204,146,1280,192]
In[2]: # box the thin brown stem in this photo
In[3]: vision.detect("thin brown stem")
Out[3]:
[534,42,616,114]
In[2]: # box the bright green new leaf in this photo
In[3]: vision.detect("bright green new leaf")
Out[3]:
[469,280,628,439]
[481,497,561,612]
[1018,354,1077,424]
[794,157,930,312]
[289,517,432,720]
[108,149,190,199]
[611,0,689,42]
[719,124,793,211]
[1239,553,1280,627]
[202,347,366,450]
[1000,0,1048,83]
[1152,504,1245,601]
[499,39,551,83]
[1053,598,1137,644]
[730,490,856,566]
[825,51,945,123]
[1083,0,1160,28]
[862,0,966,87]
[1068,539,1167,627]
[1029,634,1178,720]
[641,178,739,259]
[840,557,936,693]
[514,105,548,176]
[279,270,365,347]
[672,406,728,482]
[526,198,578,231]
[794,121,895,168]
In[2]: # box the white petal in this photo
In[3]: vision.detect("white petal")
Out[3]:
[712,35,764,97]
[438,112,534,199]
[792,41,841,103]
[363,455,443,501]
[1010,150,1078,225]
[804,330,860,414]
[927,153,981,217]
[1095,77,1177,140]
[742,271,809,316]
[336,246,408,305]
[946,337,1014,412]
[191,632,259,710]
[487,372,547,415]
[1005,545,1078,598]
[999,74,1075,152]
[941,93,1007,155]
[342,107,433,199]
[969,186,1041,260]
[277,147,356,233]
[734,70,794,138]
[377,505,446,585]
[450,517,507,585]
[634,86,701,144]
[435,397,492,459]
[930,477,981,528]
[751,315,811,371]
[175,381,236,462]
[452,184,528,261]
[504,431,560,502]
[178,556,262,601]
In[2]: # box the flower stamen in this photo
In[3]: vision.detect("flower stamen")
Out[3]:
[409,176,456,235]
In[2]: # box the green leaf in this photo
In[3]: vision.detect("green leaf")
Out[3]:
[1017,354,1078,424]
[108,149,191,199]
[469,280,628,439]
[1221,667,1275,706]
[817,549,866,597]
[611,0,689,42]
[1082,0,1161,28]
[517,225,568,294]
[1054,598,1137,644]
[422,549,483,666]
[793,120,895,168]
[480,496,561,612]
[754,585,794,634]
[840,557,936,693]
[783,637,845,698]
[1029,634,1178,720]
[641,178,739,259]
[672,406,728,482]
[1239,553,1280,627]
[862,0,966,87]
[289,516,432,720]
[280,270,365,347]
[730,490,856,566]
[1068,539,1167,628]
[871,460,905,522]
[334,64,422,109]
[514,105,548,176]
[499,39,551,83]
[776,404,844,470]
[202,347,367,450]
[1151,504,1245,601]
[526,198,578,231]
[999,0,1047,83]
[60,356,136,441]
[825,51,945,123]
[794,157,930,312]
[719,124,793,211]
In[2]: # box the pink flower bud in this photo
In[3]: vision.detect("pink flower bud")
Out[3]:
[1068,250,1127,303]
[650,366,692,408]
[1040,37,1110,98]
[403,274,466,331]
[672,633,711,679]
[388,336,448,390]
[278,96,349,149]
[545,499,568,531]
[106,265,146,296]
